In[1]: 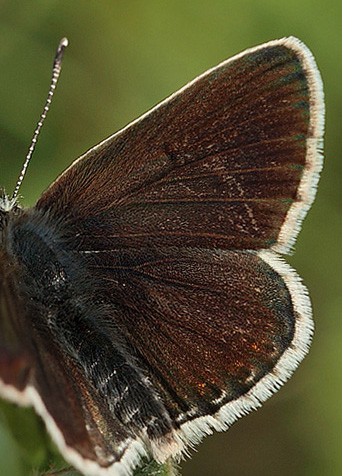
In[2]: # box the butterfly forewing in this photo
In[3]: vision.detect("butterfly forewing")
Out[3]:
[37,40,320,254]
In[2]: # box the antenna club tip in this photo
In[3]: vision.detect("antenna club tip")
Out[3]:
[55,37,69,64]
[60,37,69,48]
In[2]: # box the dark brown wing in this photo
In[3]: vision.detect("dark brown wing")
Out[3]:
[83,245,304,425]
[0,252,32,393]
[0,38,323,476]
[36,38,323,255]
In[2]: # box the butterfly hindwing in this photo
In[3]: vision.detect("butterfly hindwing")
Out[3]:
[82,246,302,420]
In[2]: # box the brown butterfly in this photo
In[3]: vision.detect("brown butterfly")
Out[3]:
[0,37,324,476]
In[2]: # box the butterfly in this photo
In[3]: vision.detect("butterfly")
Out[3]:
[0,37,324,476]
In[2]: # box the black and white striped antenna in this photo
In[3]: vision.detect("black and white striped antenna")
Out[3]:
[11,37,68,201]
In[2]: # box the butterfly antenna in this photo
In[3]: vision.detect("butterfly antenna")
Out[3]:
[11,37,69,201]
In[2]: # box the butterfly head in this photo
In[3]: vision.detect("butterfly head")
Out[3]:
[0,192,18,213]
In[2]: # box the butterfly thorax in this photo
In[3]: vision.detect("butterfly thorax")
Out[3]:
[0,205,177,449]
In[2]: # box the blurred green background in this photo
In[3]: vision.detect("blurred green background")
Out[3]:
[0,0,341,475]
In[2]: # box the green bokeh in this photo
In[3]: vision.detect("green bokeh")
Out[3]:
[0,1,341,475]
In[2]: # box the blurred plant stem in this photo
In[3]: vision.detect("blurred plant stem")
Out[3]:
[37,458,178,476]
[1,401,178,476]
